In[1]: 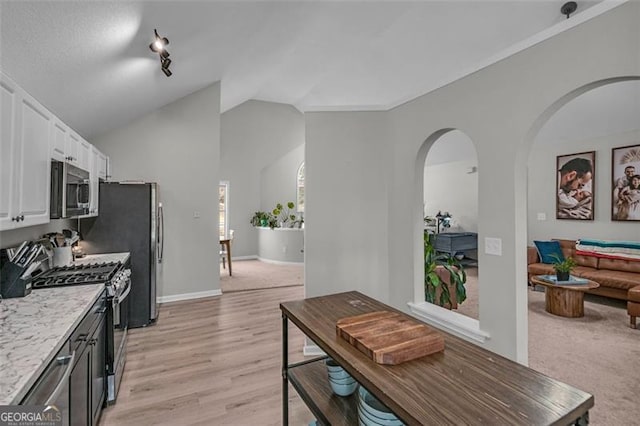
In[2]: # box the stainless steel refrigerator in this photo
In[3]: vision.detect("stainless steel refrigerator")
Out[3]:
[81,182,163,328]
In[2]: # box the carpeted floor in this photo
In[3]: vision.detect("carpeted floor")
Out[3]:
[221,260,640,424]
[220,259,303,292]
[456,268,639,425]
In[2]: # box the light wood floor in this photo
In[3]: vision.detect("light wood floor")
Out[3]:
[99,286,314,425]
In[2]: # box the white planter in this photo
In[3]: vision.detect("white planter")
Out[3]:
[257,226,304,264]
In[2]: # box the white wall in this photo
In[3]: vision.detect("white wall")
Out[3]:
[91,83,220,299]
[305,2,639,363]
[220,100,304,258]
[528,129,640,242]
[305,111,391,301]
[260,144,304,219]
[424,131,478,233]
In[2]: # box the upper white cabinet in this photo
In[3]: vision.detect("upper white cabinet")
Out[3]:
[0,71,110,231]
[88,146,100,217]
[0,73,51,230]
[0,78,18,230]
[51,120,67,162]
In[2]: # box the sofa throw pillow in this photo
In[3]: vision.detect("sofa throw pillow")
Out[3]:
[533,240,565,264]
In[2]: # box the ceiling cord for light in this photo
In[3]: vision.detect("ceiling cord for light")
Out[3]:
[561,2,577,19]
[149,29,172,77]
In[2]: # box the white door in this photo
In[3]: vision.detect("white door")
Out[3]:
[78,138,91,171]
[0,78,17,230]
[89,146,100,216]
[66,132,80,166]
[15,97,51,227]
[98,152,108,180]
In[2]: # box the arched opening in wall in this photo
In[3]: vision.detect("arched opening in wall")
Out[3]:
[419,129,480,320]
[522,77,640,426]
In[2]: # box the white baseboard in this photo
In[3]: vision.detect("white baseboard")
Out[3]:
[158,289,222,303]
[232,255,258,261]
[257,257,304,266]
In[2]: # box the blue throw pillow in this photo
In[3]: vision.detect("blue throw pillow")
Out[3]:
[533,240,565,264]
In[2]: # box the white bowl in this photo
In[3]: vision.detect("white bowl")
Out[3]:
[358,386,400,421]
[329,379,358,396]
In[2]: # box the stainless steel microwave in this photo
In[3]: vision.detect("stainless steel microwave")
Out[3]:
[50,160,90,218]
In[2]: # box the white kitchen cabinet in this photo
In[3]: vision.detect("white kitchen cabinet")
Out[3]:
[65,132,80,167]
[51,120,67,162]
[78,138,91,171]
[0,72,51,230]
[88,146,100,217]
[98,152,108,180]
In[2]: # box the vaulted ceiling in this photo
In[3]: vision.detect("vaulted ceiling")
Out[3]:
[1,0,624,140]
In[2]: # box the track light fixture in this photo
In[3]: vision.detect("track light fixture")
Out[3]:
[149,29,172,77]
[560,1,577,19]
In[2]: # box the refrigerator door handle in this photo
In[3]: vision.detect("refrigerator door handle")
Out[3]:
[158,202,164,263]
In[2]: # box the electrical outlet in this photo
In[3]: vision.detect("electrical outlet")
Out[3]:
[537,212,546,221]
[193,211,200,218]
[485,237,502,256]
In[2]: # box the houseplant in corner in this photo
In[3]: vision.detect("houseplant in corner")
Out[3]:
[550,254,577,281]
[424,233,467,309]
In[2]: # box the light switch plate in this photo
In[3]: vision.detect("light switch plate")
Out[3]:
[485,237,502,256]
[537,212,546,221]
[193,211,201,218]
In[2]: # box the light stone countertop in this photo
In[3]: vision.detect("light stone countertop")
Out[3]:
[0,284,105,405]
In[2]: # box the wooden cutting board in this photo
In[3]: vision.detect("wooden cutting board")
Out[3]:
[336,311,444,365]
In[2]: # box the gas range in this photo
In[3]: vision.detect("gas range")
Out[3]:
[31,262,131,298]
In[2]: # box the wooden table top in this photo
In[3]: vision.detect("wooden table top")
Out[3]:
[281,291,593,425]
[531,276,600,292]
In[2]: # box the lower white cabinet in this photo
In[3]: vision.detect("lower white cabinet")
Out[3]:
[0,73,51,231]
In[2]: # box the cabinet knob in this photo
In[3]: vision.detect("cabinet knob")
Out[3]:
[19,215,24,221]
[11,216,17,222]
[89,338,97,346]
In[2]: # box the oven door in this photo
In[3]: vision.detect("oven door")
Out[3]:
[108,274,130,403]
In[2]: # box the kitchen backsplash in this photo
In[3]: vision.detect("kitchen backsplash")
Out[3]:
[0,219,76,249]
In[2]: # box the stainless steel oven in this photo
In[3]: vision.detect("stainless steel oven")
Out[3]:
[107,268,130,404]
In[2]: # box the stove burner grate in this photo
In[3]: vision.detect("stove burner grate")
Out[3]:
[32,262,122,288]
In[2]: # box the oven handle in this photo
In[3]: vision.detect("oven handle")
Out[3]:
[116,279,132,303]
[45,351,76,406]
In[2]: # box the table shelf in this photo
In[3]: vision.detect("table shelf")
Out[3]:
[287,358,358,425]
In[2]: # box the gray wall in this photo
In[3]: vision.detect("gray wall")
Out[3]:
[220,100,304,258]
[305,3,639,363]
[528,129,640,242]
[260,144,304,218]
[91,83,221,299]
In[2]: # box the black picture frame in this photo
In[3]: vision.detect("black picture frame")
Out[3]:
[611,144,640,221]
[556,151,595,220]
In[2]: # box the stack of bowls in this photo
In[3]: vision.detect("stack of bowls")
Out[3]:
[325,358,358,396]
[357,386,404,426]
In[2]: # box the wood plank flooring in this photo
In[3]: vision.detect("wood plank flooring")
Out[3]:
[99,286,314,425]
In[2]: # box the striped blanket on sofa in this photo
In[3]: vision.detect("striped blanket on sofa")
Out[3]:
[576,239,640,261]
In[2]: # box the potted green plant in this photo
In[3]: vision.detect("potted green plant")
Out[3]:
[250,211,272,227]
[424,233,467,309]
[550,254,577,281]
[272,202,296,227]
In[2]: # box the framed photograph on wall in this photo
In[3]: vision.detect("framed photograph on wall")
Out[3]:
[556,151,595,220]
[612,144,640,221]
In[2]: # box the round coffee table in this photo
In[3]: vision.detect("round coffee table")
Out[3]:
[531,276,600,318]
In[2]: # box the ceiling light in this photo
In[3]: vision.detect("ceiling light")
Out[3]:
[149,29,172,77]
[149,29,169,53]
[561,2,578,19]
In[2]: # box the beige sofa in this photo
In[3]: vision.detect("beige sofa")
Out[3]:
[527,239,640,328]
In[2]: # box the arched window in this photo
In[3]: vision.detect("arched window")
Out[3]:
[297,162,305,212]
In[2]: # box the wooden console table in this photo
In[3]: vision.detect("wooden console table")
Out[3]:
[280,291,593,425]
